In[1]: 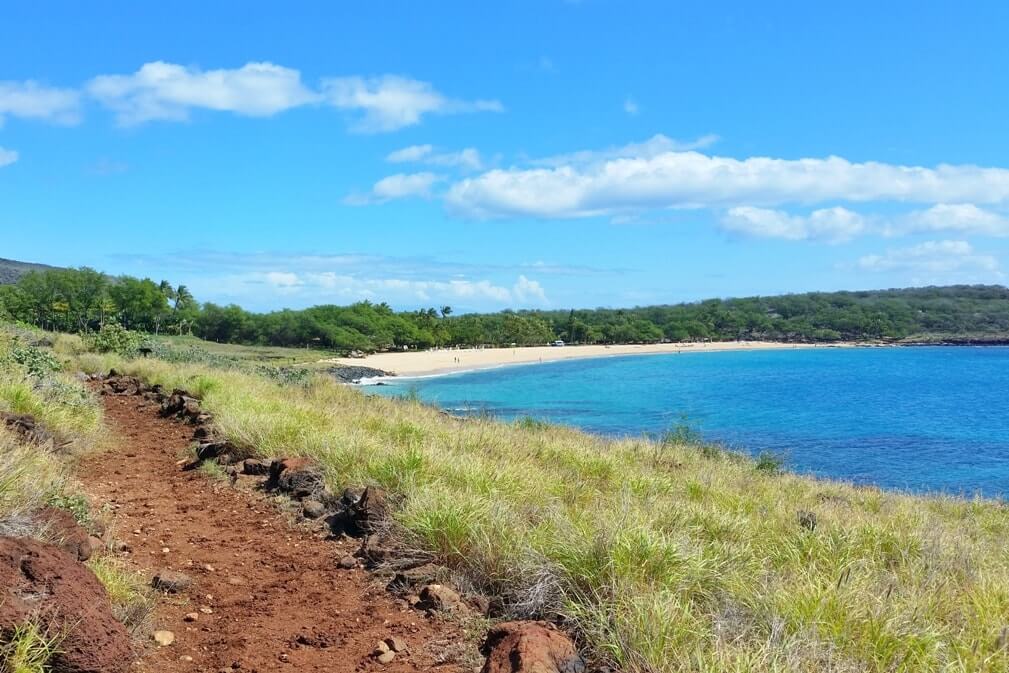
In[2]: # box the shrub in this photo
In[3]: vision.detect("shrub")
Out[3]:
[6,343,62,377]
[755,450,785,473]
[82,324,144,356]
[255,366,312,386]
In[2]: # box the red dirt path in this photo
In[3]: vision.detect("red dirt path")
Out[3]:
[80,392,471,673]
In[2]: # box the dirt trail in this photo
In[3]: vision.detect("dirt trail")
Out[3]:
[80,392,469,673]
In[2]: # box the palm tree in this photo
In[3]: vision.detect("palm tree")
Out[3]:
[159,280,176,301]
[440,305,453,318]
[174,285,194,310]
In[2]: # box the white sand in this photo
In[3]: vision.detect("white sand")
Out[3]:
[324,341,842,378]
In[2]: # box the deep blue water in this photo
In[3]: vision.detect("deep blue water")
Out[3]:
[368,347,1009,497]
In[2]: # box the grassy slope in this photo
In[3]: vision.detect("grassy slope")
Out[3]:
[0,327,152,645]
[154,334,338,367]
[78,354,1009,673]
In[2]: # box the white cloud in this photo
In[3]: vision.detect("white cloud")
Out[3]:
[87,61,320,124]
[372,172,441,200]
[445,141,1009,220]
[623,98,639,115]
[0,81,81,125]
[531,133,720,168]
[321,75,502,132]
[386,144,434,163]
[265,271,303,288]
[202,271,547,308]
[890,203,1009,237]
[856,240,999,274]
[386,144,483,170]
[721,206,866,243]
[513,275,547,303]
[345,172,442,205]
[0,147,17,167]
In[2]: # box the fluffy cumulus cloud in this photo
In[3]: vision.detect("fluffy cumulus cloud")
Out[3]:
[87,61,319,125]
[0,146,17,167]
[321,75,502,132]
[0,80,81,125]
[83,62,499,130]
[856,240,1000,274]
[890,203,1009,237]
[387,144,483,170]
[718,202,1009,243]
[721,206,867,243]
[444,140,1009,220]
[247,271,547,307]
[345,172,442,205]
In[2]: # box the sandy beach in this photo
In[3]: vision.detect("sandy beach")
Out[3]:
[324,341,840,377]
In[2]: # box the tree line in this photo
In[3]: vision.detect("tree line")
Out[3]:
[3,267,1009,352]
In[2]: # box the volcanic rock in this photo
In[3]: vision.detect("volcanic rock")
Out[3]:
[152,569,193,593]
[268,457,324,498]
[481,621,585,673]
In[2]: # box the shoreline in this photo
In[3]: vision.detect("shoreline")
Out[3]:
[322,340,864,378]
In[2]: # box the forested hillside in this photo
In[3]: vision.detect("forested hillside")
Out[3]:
[2,264,1009,352]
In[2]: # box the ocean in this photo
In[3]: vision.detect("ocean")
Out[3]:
[367,346,1009,497]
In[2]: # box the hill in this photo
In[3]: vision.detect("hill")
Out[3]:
[0,257,61,284]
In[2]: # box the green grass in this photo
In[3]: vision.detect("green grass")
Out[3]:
[85,354,1009,673]
[155,334,338,366]
[86,555,155,633]
[0,621,62,673]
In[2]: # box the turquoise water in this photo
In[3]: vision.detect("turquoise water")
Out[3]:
[369,346,1009,497]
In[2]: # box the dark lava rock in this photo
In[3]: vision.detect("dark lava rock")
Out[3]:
[0,411,57,451]
[327,486,391,537]
[481,621,585,673]
[160,389,203,423]
[151,569,194,593]
[386,563,442,594]
[325,365,394,384]
[348,486,388,534]
[241,458,272,476]
[269,457,325,499]
[302,499,327,519]
[417,583,463,612]
[0,536,133,673]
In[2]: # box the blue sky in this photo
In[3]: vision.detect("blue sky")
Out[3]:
[3,1,1009,312]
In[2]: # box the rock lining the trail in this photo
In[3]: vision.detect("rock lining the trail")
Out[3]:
[1,411,59,451]
[481,621,586,673]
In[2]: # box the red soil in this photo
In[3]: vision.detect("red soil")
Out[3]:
[80,393,471,673]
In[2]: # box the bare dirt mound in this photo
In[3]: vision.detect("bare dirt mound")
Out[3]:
[80,392,471,672]
[0,536,132,673]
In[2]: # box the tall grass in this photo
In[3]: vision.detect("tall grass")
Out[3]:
[0,330,102,536]
[0,622,63,673]
[86,555,155,634]
[85,356,1009,672]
